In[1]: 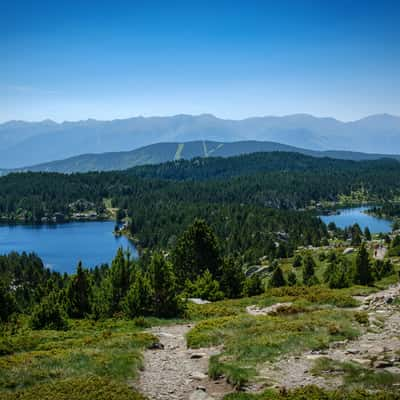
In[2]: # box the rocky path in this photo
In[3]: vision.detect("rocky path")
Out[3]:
[259,283,400,390]
[138,324,232,400]
[374,245,387,260]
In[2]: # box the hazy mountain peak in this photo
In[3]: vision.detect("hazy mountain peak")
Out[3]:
[0,113,399,168]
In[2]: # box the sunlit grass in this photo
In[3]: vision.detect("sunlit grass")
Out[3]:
[0,319,157,396]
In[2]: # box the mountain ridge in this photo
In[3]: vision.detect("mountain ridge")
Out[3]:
[0,113,399,168]
[3,140,399,174]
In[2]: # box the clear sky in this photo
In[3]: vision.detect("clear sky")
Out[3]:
[1,0,399,122]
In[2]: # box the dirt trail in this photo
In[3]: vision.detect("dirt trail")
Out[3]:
[258,283,400,390]
[374,246,387,260]
[138,324,232,400]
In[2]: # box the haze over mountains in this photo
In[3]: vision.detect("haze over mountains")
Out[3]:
[0,113,399,169]
[7,140,399,174]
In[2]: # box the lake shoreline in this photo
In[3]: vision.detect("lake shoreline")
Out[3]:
[319,205,392,234]
[0,221,138,274]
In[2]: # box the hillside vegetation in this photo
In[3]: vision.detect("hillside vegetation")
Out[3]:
[7,140,400,174]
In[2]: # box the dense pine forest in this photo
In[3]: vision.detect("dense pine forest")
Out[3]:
[0,153,399,259]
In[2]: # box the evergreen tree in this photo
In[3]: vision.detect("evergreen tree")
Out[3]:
[184,269,224,302]
[373,259,394,280]
[90,278,113,320]
[364,227,372,241]
[30,291,68,331]
[123,271,154,317]
[302,253,318,286]
[66,261,91,318]
[242,274,264,297]
[109,248,133,313]
[292,254,302,268]
[0,282,17,322]
[391,235,400,248]
[151,253,183,318]
[287,270,297,286]
[351,224,363,246]
[219,257,245,299]
[354,243,373,285]
[325,258,351,289]
[269,264,286,288]
[172,219,221,283]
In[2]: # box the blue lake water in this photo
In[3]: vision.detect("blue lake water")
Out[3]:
[319,206,392,233]
[0,221,137,274]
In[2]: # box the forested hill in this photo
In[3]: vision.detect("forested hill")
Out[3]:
[1,152,400,259]
[0,152,399,216]
[5,140,400,174]
[127,151,400,181]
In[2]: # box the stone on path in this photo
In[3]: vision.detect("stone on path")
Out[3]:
[138,324,231,400]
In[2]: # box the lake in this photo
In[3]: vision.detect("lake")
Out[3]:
[319,206,392,233]
[0,221,138,274]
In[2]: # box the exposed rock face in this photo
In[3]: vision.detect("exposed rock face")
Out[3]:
[246,302,294,316]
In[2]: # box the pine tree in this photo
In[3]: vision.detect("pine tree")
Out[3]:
[242,274,264,297]
[326,258,351,289]
[67,261,91,318]
[287,270,297,286]
[219,257,245,299]
[302,253,318,286]
[172,219,221,284]
[0,282,17,322]
[354,243,373,285]
[269,264,286,288]
[109,248,133,313]
[151,253,183,318]
[123,271,154,317]
[351,224,363,246]
[184,269,224,302]
[364,227,372,241]
[31,291,68,331]
[292,254,302,268]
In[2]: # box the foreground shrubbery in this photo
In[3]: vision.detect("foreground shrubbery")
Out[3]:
[0,319,157,395]
[311,357,400,391]
[223,385,400,400]
[0,376,145,400]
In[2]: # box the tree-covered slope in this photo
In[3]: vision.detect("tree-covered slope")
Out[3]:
[8,140,400,174]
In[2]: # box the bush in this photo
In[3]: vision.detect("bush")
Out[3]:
[302,253,319,286]
[30,292,68,331]
[292,254,302,268]
[223,385,400,399]
[0,337,14,355]
[242,274,264,297]
[0,283,17,322]
[123,271,154,317]
[184,270,224,301]
[269,265,286,288]
[0,376,146,400]
[220,257,246,299]
[287,271,297,286]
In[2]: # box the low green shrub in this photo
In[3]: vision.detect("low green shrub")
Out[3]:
[311,358,400,390]
[0,376,145,400]
[30,293,69,331]
[208,354,255,388]
[223,385,400,399]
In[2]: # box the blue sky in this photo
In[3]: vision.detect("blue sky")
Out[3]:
[1,0,399,122]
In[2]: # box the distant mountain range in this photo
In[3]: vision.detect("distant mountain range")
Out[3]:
[4,140,399,174]
[0,113,399,169]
